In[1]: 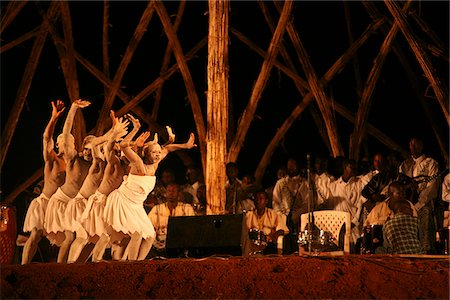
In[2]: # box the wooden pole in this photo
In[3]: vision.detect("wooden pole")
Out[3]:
[0,28,39,54]
[227,0,293,163]
[384,0,450,126]
[152,0,186,121]
[206,0,229,215]
[154,0,207,172]
[95,1,155,135]
[349,1,412,160]
[0,0,28,33]
[0,2,59,170]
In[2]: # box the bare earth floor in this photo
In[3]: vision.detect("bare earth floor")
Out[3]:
[1,255,449,299]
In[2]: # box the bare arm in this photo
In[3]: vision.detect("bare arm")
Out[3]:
[104,116,129,162]
[43,100,65,161]
[61,99,91,161]
[161,132,197,156]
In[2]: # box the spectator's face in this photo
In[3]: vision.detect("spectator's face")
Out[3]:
[162,171,175,186]
[343,163,357,179]
[226,166,238,179]
[186,168,200,184]
[255,192,268,210]
[166,184,180,202]
[373,154,384,170]
[287,159,298,177]
[409,138,423,158]
[389,186,403,202]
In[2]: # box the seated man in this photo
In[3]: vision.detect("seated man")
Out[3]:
[381,200,425,254]
[245,191,288,255]
[148,183,195,256]
[364,181,417,227]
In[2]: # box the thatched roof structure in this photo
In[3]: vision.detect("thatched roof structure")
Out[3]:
[1,1,448,212]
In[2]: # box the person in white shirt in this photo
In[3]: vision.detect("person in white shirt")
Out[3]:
[272,158,309,253]
[148,183,195,256]
[245,191,288,254]
[313,155,335,208]
[316,159,374,245]
[399,137,439,253]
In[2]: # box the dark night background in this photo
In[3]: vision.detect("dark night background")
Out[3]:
[1,1,449,200]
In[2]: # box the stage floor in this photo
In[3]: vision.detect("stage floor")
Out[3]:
[1,254,449,299]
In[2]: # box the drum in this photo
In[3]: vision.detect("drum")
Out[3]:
[360,225,383,254]
[249,228,267,247]
[298,229,335,252]
[0,205,17,265]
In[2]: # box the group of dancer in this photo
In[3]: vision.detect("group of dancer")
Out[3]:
[21,99,196,264]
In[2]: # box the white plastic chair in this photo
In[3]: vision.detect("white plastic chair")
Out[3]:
[299,210,351,255]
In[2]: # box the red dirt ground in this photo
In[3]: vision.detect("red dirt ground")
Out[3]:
[1,255,449,299]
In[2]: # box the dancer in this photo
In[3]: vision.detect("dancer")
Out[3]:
[22,100,66,264]
[103,115,196,261]
[44,99,92,263]
[67,113,129,263]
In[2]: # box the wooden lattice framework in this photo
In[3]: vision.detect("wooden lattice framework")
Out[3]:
[1,1,448,213]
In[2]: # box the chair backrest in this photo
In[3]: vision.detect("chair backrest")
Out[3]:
[300,210,351,254]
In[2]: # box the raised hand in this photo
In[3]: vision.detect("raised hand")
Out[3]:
[73,99,91,108]
[185,133,197,149]
[166,126,175,144]
[51,100,65,119]
[110,110,117,125]
[126,114,140,129]
[135,131,151,148]
[113,117,129,139]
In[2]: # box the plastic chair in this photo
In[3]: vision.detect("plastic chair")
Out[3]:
[299,210,351,255]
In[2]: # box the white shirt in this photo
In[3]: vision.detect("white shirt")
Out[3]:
[314,172,336,206]
[245,208,289,236]
[272,175,309,216]
[399,155,439,211]
[148,202,195,249]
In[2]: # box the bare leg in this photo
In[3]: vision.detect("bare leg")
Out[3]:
[57,231,74,263]
[123,232,142,261]
[137,237,154,260]
[111,238,129,261]
[21,229,43,265]
[67,226,89,263]
[92,234,110,262]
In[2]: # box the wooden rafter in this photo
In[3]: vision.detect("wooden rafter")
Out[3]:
[0,2,59,170]
[152,0,186,121]
[154,0,207,170]
[102,0,110,80]
[252,19,393,180]
[409,9,448,55]
[1,168,43,206]
[0,0,28,33]
[349,1,412,160]
[363,2,448,161]
[275,1,344,157]
[343,1,363,99]
[206,0,229,214]
[0,27,39,54]
[95,1,155,135]
[37,2,86,149]
[258,1,331,154]
[227,0,293,163]
[384,0,450,126]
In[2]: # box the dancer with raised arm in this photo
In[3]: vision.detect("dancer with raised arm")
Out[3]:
[44,99,92,263]
[22,100,66,264]
[67,113,129,263]
[103,115,196,261]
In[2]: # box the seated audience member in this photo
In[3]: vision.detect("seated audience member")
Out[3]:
[182,165,204,205]
[245,191,288,255]
[313,155,335,208]
[364,181,417,227]
[148,183,195,256]
[225,162,242,214]
[193,184,207,216]
[265,166,287,208]
[236,174,261,213]
[146,168,176,206]
[381,200,425,254]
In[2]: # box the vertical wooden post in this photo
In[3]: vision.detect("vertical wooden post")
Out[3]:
[206,0,229,215]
